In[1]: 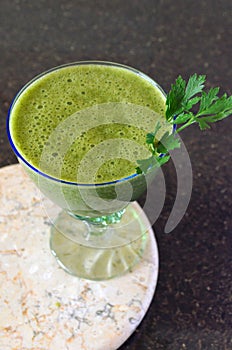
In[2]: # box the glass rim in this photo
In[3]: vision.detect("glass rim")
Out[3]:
[7,60,166,187]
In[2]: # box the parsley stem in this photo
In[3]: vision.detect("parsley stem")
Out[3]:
[176,117,195,133]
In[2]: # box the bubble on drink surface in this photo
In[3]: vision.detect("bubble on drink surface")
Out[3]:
[37,101,171,183]
[10,64,168,183]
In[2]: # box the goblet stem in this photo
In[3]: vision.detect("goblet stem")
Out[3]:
[69,208,126,226]
[69,208,126,239]
[49,202,150,280]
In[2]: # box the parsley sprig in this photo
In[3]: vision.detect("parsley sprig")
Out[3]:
[136,74,232,174]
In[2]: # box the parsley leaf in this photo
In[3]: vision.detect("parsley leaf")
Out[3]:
[136,73,232,175]
[198,87,219,113]
[165,74,205,121]
[136,126,180,174]
[156,132,180,154]
[197,93,232,116]
[184,74,205,101]
[166,76,186,121]
[136,156,160,174]
[146,121,161,146]
[136,154,170,174]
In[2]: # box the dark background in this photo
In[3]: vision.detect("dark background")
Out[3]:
[1,1,232,349]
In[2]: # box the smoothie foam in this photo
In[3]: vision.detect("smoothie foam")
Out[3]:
[10,63,167,183]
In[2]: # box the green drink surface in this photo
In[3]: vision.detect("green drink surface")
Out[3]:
[10,63,167,183]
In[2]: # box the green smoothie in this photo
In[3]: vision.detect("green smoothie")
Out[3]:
[10,63,167,184]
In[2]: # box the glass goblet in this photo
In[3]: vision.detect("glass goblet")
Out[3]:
[7,61,166,280]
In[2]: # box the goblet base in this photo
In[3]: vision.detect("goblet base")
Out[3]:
[50,202,151,280]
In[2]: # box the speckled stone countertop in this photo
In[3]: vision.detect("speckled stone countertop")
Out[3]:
[0,1,232,349]
[0,165,159,350]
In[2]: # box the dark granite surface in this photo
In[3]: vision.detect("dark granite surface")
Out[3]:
[1,0,232,349]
